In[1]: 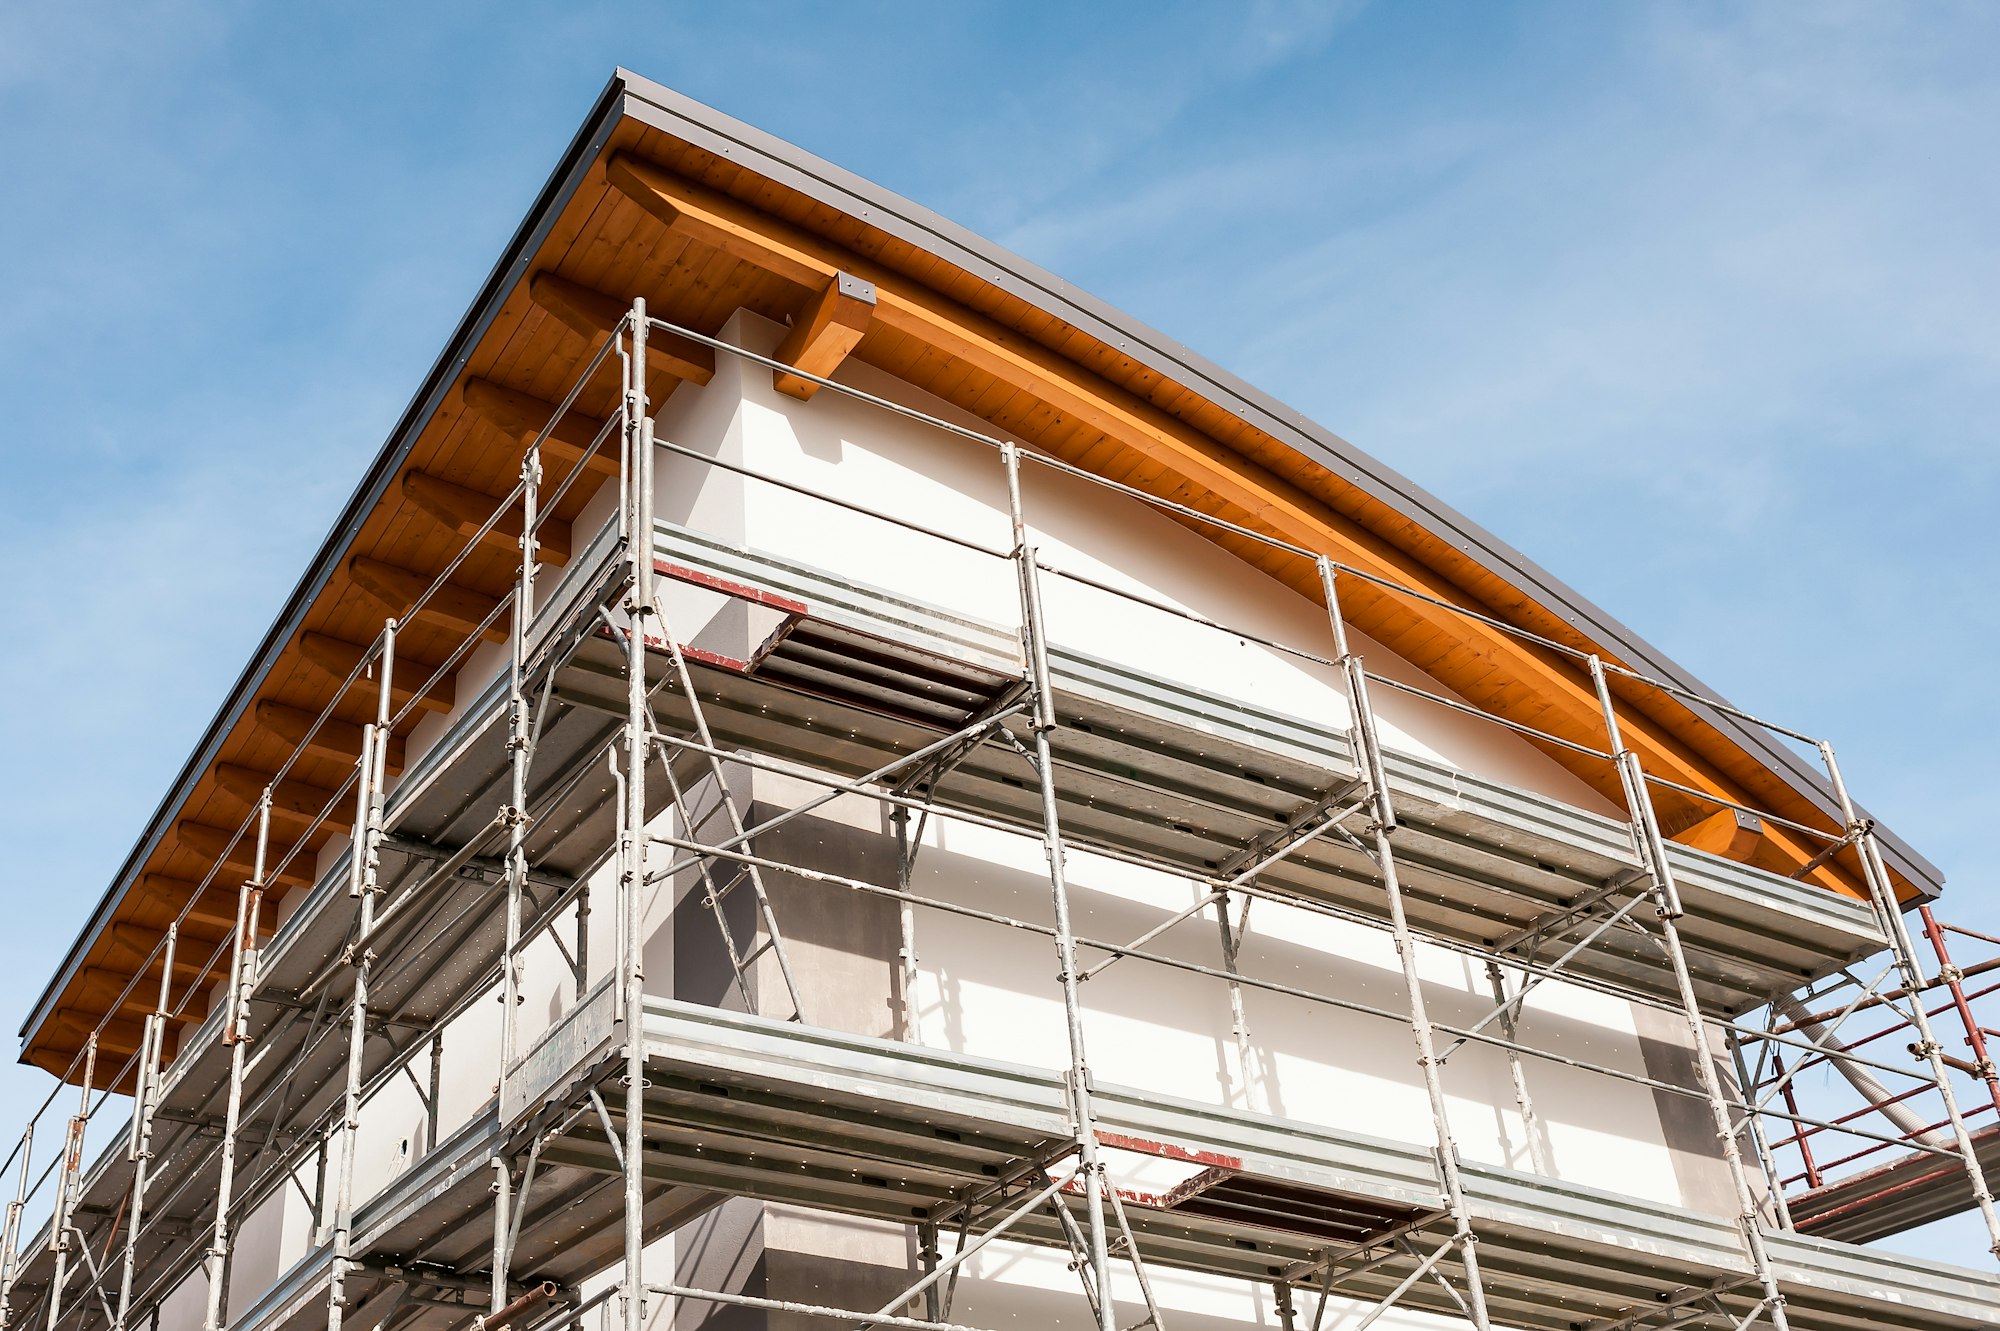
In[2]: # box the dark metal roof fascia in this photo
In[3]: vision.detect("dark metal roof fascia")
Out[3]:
[17,74,635,1054]
[611,69,1940,897]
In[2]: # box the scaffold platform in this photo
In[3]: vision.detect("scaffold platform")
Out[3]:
[5,519,1965,1331]
[190,999,2000,1331]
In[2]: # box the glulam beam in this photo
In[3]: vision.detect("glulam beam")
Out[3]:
[1674,807,1767,863]
[460,377,618,480]
[174,821,316,889]
[346,556,509,645]
[772,273,875,399]
[601,146,1854,894]
[50,1013,149,1060]
[401,470,571,566]
[251,700,407,774]
[136,875,241,933]
[92,976,204,1023]
[296,632,456,715]
[213,763,350,831]
[526,270,716,384]
[105,925,225,975]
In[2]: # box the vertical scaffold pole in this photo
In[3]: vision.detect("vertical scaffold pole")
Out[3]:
[500,429,543,1072]
[892,807,922,1044]
[201,794,270,1331]
[1588,657,1791,1331]
[1316,557,1493,1331]
[619,299,654,1331]
[491,365,545,1322]
[1918,907,2000,1120]
[0,1119,37,1329]
[1001,442,1117,1331]
[118,911,178,1331]
[328,622,396,1331]
[1818,741,2000,1259]
[44,1036,96,1331]
[1728,1029,1794,1232]
[490,1158,514,1316]
[1482,960,1549,1176]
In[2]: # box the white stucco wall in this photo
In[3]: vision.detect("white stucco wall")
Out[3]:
[643,309,1675,1173]
[659,312,1618,814]
[162,308,1724,1331]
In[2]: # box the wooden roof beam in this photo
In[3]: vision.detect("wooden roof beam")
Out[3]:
[49,1013,149,1060]
[297,632,456,715]
[136,875,241,934]
[400,470,571,566]
[251,700,407,775]
[213,764,351,833]
[526,270,716,385]
[460,377,618,481]
[605,153,824,288]
[346,556,509,646]
[174,820,317,889]
[105,924,228,976]
[772,273,875,400]
[600,147,1859,897]
[86,974,203,1025]
[1674,807,1765,862]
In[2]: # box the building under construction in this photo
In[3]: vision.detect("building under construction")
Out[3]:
[3,70,1998,1331]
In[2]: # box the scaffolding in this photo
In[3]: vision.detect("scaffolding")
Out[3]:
[2,300,1998,1331]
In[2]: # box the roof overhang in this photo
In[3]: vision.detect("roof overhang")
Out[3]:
[17,69,1941,1075]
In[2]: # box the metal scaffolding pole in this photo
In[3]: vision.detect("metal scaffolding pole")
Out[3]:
[618,299,654,1331]
[1588,656,1792,1331]
[1818,740,2000,1259]
[1918,908,2000,1119]
[40,1039,96,1331]
[500,432,543,1072]
[1483,960,1550,1176]
[1001,441,1117,1331]
[1316,556,1492,1331]
[0,1120,38,1329]
[114,916,176,1331]
[327,622,396,1331]
[1212,892,1259,1113]
[647,615,806,1023]
[892,806,923,1044]
[198,796,270,1331]
[1728,1029,1794,1232]
[492,369,547,1323]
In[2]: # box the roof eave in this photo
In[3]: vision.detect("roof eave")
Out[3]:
[17,72,639,1053]
[611,68,1942,896]
[23,68,1942,1059]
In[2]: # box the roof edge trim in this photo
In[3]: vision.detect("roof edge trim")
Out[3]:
[611,68,1941,895]
[17,73,636,1053]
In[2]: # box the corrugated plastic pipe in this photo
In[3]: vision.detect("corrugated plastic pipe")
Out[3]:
[1770,992,1948,1149]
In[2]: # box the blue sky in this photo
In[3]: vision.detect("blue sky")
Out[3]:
[2,0,1997,1272]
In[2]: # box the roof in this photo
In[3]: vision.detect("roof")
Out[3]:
[15,69,1938,1077]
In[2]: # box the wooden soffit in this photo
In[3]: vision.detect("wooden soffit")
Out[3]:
[17,71,1932,1078]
